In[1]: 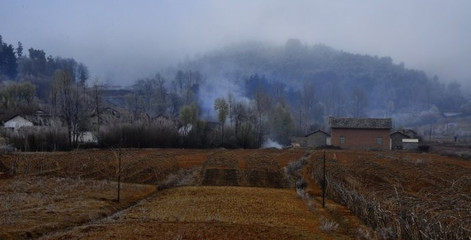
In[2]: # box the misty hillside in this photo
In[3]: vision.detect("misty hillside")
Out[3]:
[172,40,466,127]
[2,36,470,148]
[104,39,469,144]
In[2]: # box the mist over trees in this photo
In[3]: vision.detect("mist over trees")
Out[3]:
[176,40,468,127]
[1,35,470,150]
[117,35,469,146]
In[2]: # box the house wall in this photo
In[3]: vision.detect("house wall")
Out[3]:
[402,139,419,150]
[331,128,391,150]
[4,116,33,131]
[403,142,418,150]
[391,133,407,149]
[305,133,328,147]
[291,137,307,147]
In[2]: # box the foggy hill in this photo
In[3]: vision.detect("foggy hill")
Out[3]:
[173,40,466,125]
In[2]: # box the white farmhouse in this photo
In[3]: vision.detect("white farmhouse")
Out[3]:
[3,115,33,131]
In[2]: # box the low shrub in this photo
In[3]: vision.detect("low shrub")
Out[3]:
[319,218,339,232]
[6,128,69,151]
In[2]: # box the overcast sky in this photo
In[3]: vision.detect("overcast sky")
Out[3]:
[1,0,471,87]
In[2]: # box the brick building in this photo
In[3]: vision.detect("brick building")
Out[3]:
[329,117,392,150]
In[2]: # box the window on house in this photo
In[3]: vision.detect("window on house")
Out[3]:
[377,137,383,145]
[340,136,345,144]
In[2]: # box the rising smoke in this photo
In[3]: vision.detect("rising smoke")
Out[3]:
[261,138,283,149]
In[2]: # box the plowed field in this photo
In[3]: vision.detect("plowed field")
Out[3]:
[43,186,343,240]
[6,148,468,239]
[306,150,471,239]
[0,176,155,240]
[5,148,344,239]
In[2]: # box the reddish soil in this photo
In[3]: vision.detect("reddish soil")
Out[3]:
[8,148,458,239]
[43,187,346,240]
[200,148,305,188]
[306,150,471,239]
[0,176,155,240]
[0,149,313,239]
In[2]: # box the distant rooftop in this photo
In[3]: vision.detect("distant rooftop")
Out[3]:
[329,117,392,129]
[305,129,330,137]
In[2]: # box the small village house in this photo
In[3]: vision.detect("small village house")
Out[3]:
[291,130,330,148]
[2,110,58,131]
[90,107,122,128]
[329,117,392,150]
[391,131,410,150]
[391,130,420,150]
[3,115,33,131]
[402,138,419,150]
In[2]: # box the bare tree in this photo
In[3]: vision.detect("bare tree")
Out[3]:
[214,98,228,145]
[179,103,198,136]
[227,93,235,128]
[51,69,87,147]
[92,83,102,138]
[253,90,271,147]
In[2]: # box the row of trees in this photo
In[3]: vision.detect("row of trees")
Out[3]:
[212,92,295,147]
[2,36,471,150]
[120,70,293,148]
[185,40,469,121]
[0,81,36,112]
[50,70,94,146]
[0,35,89,100]
[0,69,97,149]
[123,70,200,120]
[120,70,298,148]
[0,35,97,149]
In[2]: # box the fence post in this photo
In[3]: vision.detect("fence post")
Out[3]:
[117,147,121,202]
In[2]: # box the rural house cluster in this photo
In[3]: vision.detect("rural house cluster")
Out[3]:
[291,117,420,150]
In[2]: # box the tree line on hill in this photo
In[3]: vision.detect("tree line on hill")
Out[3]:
[181,39,468,116]
[0,35,95,150]
[1,36,470,150]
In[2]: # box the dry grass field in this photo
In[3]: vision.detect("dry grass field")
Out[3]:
[42,186,351,240]
[306,150,471,239]
[3,148,342,239]
[3,148,469,239]
[0,148,305,185]
[0,176,155,239]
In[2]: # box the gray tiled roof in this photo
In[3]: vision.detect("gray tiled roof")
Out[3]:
[329,117,392,129]
[305,129,330,137]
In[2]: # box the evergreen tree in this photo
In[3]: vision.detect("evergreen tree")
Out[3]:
[0,37,18,79]
[16,41,23,58]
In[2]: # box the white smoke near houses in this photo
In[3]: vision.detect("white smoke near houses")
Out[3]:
[261,138,283,149]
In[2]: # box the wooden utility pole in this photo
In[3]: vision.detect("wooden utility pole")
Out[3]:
[117,147,121,203]
[322,151,326,208]
[429,124,432,142]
